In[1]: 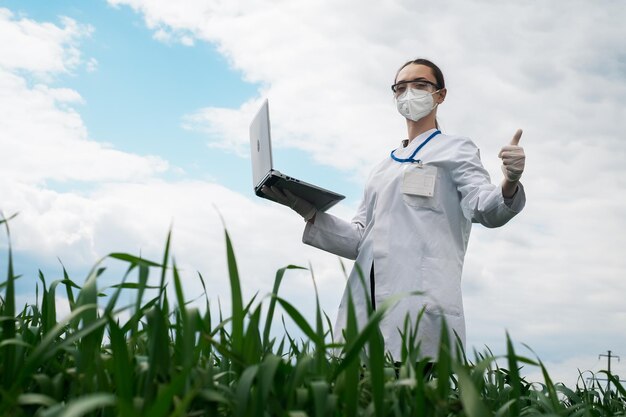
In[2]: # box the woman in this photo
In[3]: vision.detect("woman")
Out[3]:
[262,58,526,361]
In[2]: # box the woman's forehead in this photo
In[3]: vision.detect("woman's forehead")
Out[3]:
[396,64,436,83]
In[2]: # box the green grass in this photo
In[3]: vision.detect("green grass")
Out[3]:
[0,213,625,416]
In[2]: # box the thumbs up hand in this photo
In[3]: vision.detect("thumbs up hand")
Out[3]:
[498,129,525,183]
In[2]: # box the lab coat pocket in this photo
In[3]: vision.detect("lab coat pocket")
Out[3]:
[401,165,442,211]
[420,256,462,317]
[402,193,441,211]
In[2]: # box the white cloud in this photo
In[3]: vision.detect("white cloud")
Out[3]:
[152,26,195,46]
[182,97,266,157]
[0,9,169,185]
[0,8,92,76]
[0,70,169,184]
[86,57,98,73]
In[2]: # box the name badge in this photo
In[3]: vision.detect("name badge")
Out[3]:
[402,164,437,197]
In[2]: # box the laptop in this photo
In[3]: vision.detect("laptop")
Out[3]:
[250,99,345,211]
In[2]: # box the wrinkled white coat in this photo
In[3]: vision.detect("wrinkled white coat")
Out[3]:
[302,129,525,360]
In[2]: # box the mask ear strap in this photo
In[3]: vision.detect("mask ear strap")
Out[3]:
[435,88,446,104]
[431,91,440,109]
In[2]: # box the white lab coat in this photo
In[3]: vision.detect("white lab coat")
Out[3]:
[302,128,525,360]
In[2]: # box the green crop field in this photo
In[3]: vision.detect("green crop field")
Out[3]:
[1,214,625,416]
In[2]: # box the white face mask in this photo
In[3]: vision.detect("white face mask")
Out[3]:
[395,88,437,122]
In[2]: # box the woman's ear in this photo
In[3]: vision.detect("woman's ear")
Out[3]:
[437,88,447,104]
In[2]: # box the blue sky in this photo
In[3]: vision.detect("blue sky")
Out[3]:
[1,0,626,387]
[6,0,250,189]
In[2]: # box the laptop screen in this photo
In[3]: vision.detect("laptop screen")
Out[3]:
[249,99,273,188]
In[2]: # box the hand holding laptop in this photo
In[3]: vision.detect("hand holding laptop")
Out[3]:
[250,99,345,212]
[261,186,317,222]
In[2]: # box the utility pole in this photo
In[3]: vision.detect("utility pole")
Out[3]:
[599,350,621,392]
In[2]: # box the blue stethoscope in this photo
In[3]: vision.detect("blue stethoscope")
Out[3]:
[390,130,441,164]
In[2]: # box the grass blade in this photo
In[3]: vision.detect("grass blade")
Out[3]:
[107,316,133,412]
[436,318,452,402]
[158,229,172,306]
[263,265,306,349]
[145,367,192,417]
[1,212,16,389]
[224,228,244,367]
[57,393,116,417]
[506,332,522,417]
[338,286,359,417]
[234,364,259,417]
[273,296,321,345]
[452,360,491,417]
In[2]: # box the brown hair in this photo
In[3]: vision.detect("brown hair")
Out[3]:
[394,58,445,89]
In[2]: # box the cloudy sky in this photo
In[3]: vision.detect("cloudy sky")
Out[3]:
[1,0,625,386]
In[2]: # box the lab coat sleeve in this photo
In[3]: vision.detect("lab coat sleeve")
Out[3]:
[302,190,368,260]
[453,138,526,228]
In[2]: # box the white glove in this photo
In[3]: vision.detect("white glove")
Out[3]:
[499,129,525,182]
[261,186,317,221]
